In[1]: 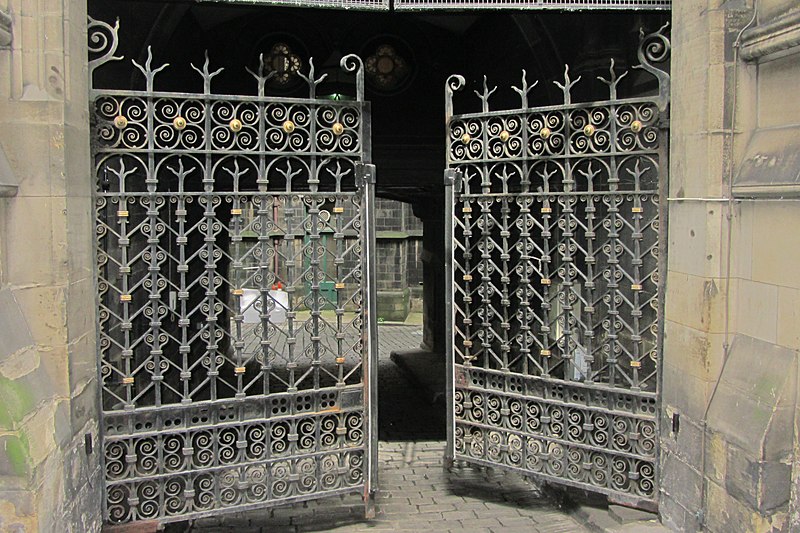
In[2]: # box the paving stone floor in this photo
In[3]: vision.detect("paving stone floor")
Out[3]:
[174,324,589,532]
[184,441,587,533]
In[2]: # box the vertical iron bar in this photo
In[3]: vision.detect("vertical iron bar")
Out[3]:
[653,104,670,507]
[444,169,457,468]
[359,162,378,518]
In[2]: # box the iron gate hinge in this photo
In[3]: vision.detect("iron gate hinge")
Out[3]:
[444,168,462,189]
[357,163,376,185]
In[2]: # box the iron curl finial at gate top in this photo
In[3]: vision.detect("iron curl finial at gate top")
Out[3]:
[636,22,671,111]
[445,74,465,121]
[340,54,365,103]
[88,17,122,79]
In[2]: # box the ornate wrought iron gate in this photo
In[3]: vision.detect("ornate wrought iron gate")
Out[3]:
[444,27,670,508]
[89,18,378,525]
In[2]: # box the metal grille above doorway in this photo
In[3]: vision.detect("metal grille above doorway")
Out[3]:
[394,0,670,10]
[207,0,390,10]
[206,0,669,9]
[444,26,670,508]
[89,17,378,525]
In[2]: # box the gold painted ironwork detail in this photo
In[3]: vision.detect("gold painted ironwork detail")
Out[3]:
[335,283,345,289]
[232,289,244,296]
[463,206,472,214]
[282,120,295,134]
[120,294,132,302]
[229,119,243,132]
[630,361,642,368]
[461,133,471,144]
[234,367,246,374]
[122,377,134,384]
[584,124,596,136]
[631,120,643,133]
[333,207,344,214]
[541,278,551,285]
[335,357,346,365]
[631,284,643,291]
[541,207,552,214]
[463,274,473,282]
[499,130,510,142]
[540,127,551,139]
[540,349,551,357]
[117,210,129,218]
[231,208,242,216]
[332,122,344,136]
[114,115,128,129]
[632,206,644,213]
[173,117,187,130]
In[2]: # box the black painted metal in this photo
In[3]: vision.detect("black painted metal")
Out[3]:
[88,18,378,524]
[395,0,670,10]
[444,25,670,508]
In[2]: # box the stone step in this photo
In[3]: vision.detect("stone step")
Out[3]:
[571,503,671,533]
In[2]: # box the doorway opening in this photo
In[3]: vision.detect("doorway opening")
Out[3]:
[89,2,669,527]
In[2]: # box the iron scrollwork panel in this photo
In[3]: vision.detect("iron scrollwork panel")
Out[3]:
[89,17,375,524]
[445,27,669,507]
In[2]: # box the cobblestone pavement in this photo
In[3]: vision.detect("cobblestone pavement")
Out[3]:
[177,325,589,532]
[185,441,587,533]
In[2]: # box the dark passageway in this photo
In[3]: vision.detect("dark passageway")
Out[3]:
[376,324,445,441]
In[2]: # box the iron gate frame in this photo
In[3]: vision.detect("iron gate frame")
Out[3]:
[89,17,378,525]
[444,26,670,509]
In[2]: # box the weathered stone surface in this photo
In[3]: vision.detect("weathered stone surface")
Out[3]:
[0,434,31,477]
[608,505,659,525]
[0,289,34,361]
[659,449,702,514]
[0,0,99,530]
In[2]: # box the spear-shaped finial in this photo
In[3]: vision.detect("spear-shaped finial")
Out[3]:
[553,65,580,105]
[132,46,169,93]
[246,53,276,98]
[512,69,538,109]
[474,76,497,113]
[190,52,224,95]
[597,59,628,101]
[298,58,328,99]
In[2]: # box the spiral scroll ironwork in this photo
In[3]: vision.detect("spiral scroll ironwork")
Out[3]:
[445,29,669,508]
[89,16,373,525]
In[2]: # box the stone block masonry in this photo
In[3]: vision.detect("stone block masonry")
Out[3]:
[374,198,423,321]
[662,0,800,531]
[0,0,102,530]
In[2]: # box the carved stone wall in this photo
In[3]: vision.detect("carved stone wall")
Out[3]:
[0,0,102,531]
[663,0,800,531]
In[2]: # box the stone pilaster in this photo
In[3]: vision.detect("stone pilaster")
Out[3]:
[663,0,800,531]
[0,0,102,531]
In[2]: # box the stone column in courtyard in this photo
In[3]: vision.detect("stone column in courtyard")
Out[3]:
[415,197,445,355]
